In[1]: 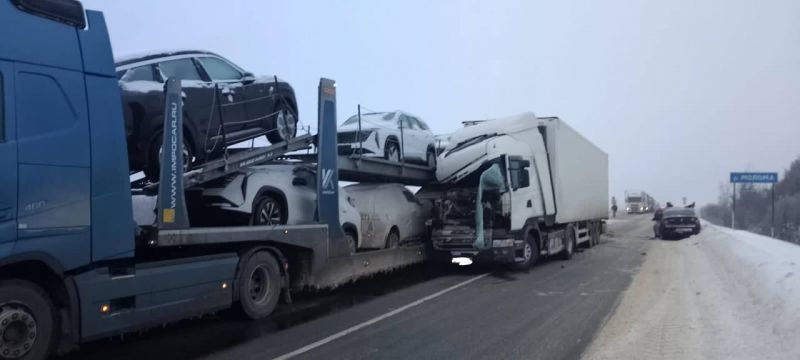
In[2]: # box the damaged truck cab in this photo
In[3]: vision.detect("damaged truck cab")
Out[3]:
[424,113,608,268]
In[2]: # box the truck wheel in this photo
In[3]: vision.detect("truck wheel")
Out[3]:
[0,280,58,360]
[588,222,598,247]
[512,234,539,271]
[560,226,576,260]
[236,252,282,319]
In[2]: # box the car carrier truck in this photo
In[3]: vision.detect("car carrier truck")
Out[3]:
[0,1,435,358]
[423,114,608,269]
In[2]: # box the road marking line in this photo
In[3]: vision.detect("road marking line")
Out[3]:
[271,273,490,360]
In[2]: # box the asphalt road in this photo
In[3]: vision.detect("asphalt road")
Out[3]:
[60,214,651,360]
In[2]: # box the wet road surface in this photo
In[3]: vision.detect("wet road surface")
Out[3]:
[59,214,651,360]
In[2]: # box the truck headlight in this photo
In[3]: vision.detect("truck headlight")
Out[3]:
[492,239,515,248]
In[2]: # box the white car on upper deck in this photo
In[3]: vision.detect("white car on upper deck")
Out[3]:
[337,111,437,167]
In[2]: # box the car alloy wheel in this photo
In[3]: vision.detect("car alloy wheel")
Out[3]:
[276,109,297,142]
[427,151,436,168]
[385,141,401,162]
[253,196,284,225]
[158,142,193,172]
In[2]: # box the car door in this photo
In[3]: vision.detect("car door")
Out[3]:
[508,156,543,231]
[195,56,255,143]
[0,63,16,246]
[398,187,425,241]
[156,57,224,154]
[397,114,419,160]
[414,118,435,154]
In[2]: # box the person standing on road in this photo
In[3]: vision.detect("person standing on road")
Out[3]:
[611,196,618,218]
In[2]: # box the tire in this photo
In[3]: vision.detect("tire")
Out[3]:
[344,231,357,254]
[0,280,59,360]
[236,252,282,319]
[251,194,286,226]
[426,149,437,168]
[384,139,401,163]
[511,233,539,271]
[591,222,601,246]
[560,226,576,260]
[266,103,297,144]
[144,131,194,182]
[385,228,400,249]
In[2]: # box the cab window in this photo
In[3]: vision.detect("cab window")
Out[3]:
[509,158,531,190]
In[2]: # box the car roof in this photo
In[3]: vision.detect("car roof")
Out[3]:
[115,49,220,68]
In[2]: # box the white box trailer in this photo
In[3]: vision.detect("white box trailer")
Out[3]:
[540,117,609,224]
[425,113,608,269]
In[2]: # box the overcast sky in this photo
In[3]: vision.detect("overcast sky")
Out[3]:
[83,0,800,206]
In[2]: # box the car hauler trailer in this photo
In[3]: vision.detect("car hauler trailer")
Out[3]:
[423,114,608,269]
[0,2,431,358]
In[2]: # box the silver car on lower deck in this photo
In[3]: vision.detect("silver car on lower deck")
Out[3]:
[197,164,363,252]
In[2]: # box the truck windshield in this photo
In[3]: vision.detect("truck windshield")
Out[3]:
[627,196,642,202]
[445,134,498,157]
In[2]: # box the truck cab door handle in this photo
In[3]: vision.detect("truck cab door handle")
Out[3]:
[526,200,532,208]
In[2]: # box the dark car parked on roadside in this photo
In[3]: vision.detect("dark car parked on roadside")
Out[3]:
[116,50,299,180]
[653,207,701,239]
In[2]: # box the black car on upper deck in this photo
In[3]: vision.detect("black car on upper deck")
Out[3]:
[653,207,701,239]
[116,50,299,180]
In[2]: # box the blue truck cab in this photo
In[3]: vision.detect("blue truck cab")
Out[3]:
[0,2,245,358]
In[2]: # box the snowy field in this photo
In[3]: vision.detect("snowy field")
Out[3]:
[584,221,800,360]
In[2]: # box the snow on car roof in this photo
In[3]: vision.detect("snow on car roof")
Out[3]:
[115,49,217,66]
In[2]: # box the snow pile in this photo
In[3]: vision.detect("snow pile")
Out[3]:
[584,221,800,360]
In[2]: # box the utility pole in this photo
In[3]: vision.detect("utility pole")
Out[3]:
[731,183,736,230]
[771,183,775,238]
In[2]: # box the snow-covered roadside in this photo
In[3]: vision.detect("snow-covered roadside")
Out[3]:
[583,222,800,360]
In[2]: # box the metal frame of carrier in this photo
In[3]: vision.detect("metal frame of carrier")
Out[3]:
[142,78,430,288]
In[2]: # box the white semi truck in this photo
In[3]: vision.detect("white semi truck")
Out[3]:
[422,113,608,269]
[625,190,655,213]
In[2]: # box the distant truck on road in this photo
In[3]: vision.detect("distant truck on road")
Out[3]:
[625,190,656,213]
[422,114,608,269]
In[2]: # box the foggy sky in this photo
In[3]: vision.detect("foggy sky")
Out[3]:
[82,0,800,206]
